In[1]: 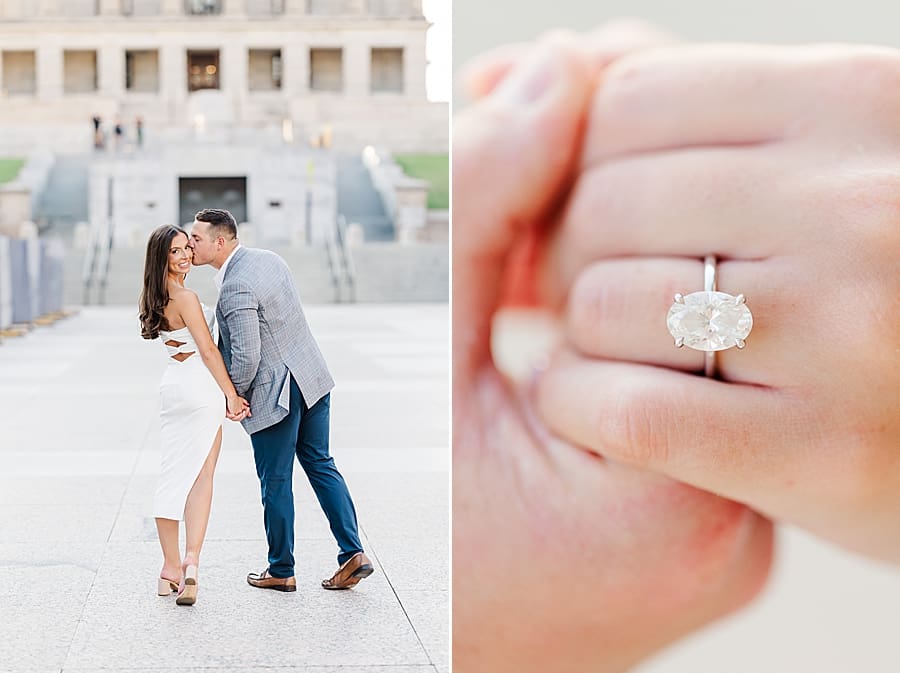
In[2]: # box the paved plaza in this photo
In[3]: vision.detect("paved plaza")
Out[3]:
[0,304,448,673]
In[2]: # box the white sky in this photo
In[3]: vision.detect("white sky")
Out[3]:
[422,0,450,102]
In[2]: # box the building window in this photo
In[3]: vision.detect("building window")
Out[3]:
[248,49,282,91]
[310,48,343,92]
[63,50,98,94]
[370,47,403,93]
[187,50,220,91]
[185,0,221,14]
[2,51,36,96]
[125,50,159,92]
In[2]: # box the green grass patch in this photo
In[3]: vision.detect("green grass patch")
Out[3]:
[394,153,448,210]
[0,158,25,184]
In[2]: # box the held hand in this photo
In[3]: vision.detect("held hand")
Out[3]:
[226,395,250,422]
[453,32,772,673]
[533,41,900,562]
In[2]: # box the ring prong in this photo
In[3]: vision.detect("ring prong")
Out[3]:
[735,339,746,349]
[734,294,745,305]
[674,293,684,304]
[674,337,684,348]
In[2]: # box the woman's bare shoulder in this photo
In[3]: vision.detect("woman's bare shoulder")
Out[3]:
[169,285,200,305]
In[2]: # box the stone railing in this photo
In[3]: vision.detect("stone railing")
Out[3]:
[362,146,428,243]
[0,150,54,238]
[0,230,67,340]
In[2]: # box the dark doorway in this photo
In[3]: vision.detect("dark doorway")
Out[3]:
[187,50,220,91]
[179,177,247,226]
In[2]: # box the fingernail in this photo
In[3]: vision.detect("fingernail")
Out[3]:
[493,41,561,104]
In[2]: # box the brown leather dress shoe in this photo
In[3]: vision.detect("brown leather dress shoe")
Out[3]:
[322,552,375,590]
[247,568,297,592]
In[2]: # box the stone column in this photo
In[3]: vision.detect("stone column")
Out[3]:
[98,0,121,14]
[222,42,247,120]
[403,34,426,98]
[161,0,182,15]
[98,46,124,98]
[160,43,187,123]
[284,0,306,16]
[222,0,244,15]
[282,41,307,97]
[36,45,63,101]
[343,40,368,97]
[40,0,61,16]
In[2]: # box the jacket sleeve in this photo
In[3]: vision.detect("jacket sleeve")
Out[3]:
[219,280,261,395]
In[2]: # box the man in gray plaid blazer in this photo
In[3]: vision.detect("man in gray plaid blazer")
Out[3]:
[190,208,374,592]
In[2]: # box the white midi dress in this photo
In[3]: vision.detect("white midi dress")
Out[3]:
[154,305,224,521]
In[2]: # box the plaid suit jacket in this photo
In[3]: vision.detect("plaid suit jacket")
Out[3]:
[216,246,334,434]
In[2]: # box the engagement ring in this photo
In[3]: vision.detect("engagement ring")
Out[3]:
[666,255,753,378]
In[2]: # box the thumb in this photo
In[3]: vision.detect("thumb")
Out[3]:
[453,36,594,387]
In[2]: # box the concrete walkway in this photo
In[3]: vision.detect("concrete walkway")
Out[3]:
[0,304,448,673]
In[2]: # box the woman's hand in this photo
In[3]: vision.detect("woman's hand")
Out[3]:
[226,395,250,421]
[453,33,773,673]
[533,41,900,563]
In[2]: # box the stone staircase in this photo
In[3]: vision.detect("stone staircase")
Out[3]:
[34,154,90,236]
[64,241,447,307]
[336,153,394,241]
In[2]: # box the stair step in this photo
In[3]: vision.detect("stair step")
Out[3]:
[63,242,447,306]
[336,153,394,241]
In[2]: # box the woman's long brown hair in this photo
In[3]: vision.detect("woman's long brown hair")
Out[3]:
[139,224,189,340]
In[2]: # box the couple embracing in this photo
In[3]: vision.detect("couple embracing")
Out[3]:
[138,208,373,605]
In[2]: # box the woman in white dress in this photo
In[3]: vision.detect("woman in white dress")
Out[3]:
[139,224,250,606]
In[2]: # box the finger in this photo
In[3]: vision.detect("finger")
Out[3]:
[458,42,526,101]
[564,257,788,385]
[582,18,680,65]
[453,35,594,380]
[537,146,812,306]
[534,350,802,499]
[584,43,876,164]
[554,146,804,271]
[459,20,678,102]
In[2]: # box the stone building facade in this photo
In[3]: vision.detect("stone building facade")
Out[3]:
[0,0,446,249]
[0,0,447,153]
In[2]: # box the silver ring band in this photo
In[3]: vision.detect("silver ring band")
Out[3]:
[704,255,717,378]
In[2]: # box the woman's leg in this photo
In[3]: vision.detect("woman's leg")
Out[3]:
[155,518,181,581]
[183,426,222,565]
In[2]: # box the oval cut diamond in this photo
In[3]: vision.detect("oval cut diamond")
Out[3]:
[667,291,753,352]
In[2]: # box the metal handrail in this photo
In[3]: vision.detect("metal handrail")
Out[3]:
[81,216,114,305]
[322,228,341,302]
[96,218,113,305]
[81,220,99,305]
[335,215,356,302]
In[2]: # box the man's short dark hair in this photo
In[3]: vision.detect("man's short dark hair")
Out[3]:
[195,208,238,239]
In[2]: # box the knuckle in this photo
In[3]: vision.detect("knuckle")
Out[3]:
[599,382,671,467]
[567,265,621,350]
[594,57,654,126]
[822,46,900,111]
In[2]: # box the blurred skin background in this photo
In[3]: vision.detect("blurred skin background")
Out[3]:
[453,1,900,671]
